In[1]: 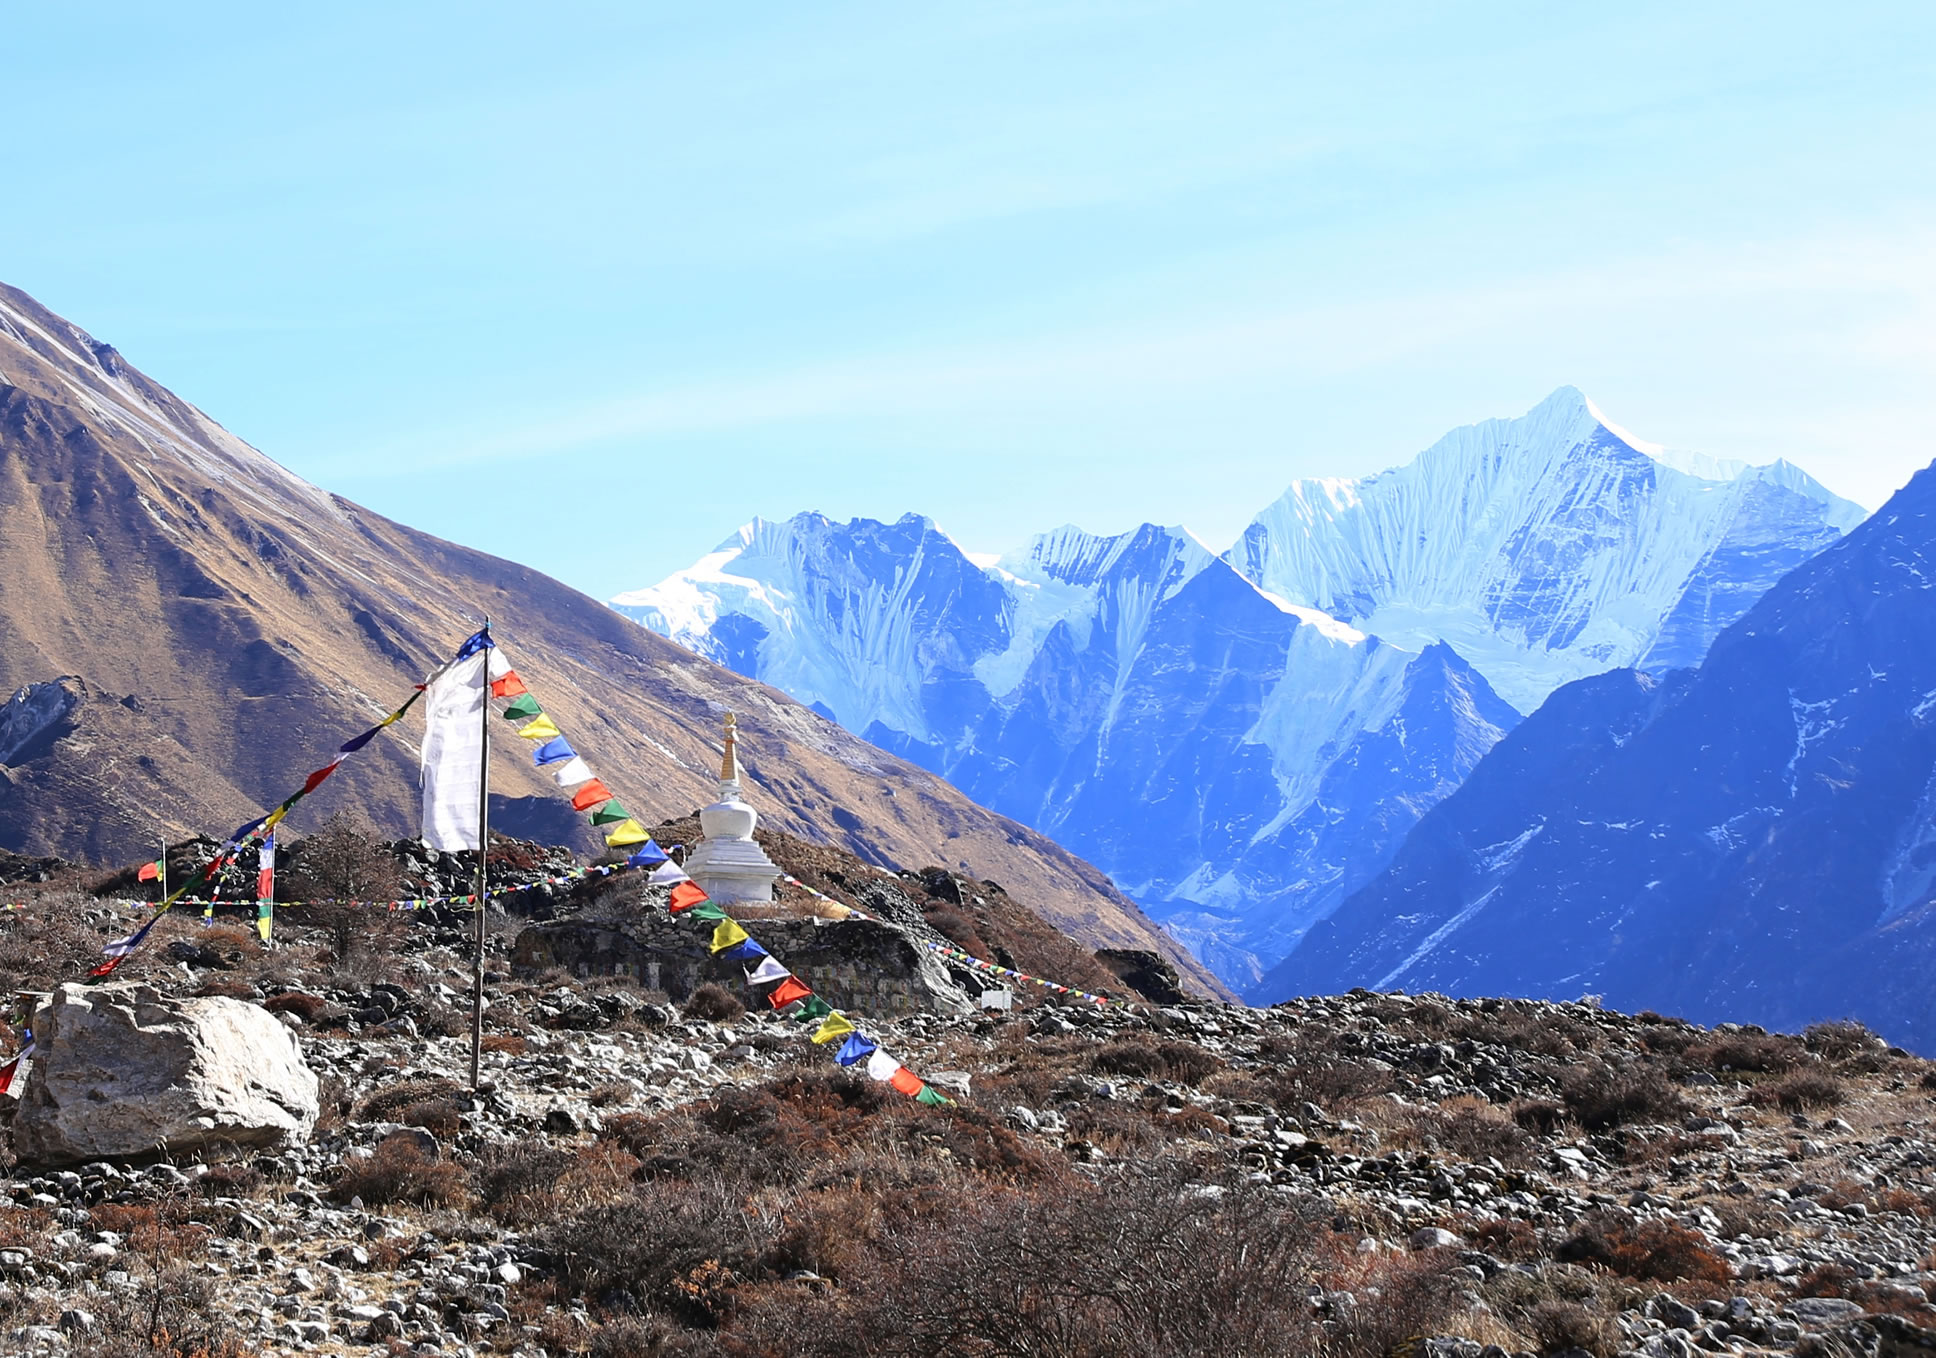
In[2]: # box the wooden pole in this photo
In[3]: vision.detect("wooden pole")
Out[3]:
[469,620,491,1091]
[158,833,167,901]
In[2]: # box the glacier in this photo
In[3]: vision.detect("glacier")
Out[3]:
[611,387,1866,992]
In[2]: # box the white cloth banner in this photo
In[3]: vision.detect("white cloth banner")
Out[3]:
[864,1050,901,1083]
[550,756,595,787]
[647,862,690,886]
[744,956,790,985]
[421,649,488,850]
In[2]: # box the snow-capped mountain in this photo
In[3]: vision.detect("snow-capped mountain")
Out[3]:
[613,389,1866,991]
[1229,387,1866,712]
[1269,456,1936,1048]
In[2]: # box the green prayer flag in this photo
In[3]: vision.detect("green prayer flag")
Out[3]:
[502,695,542,722]
[589,799,630,826]
[687,901,730,921]
[914,1086,949,1106]
[794,996,833,1021]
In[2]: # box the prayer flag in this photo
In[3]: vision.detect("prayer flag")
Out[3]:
[569,780,613,812]
[92,912,164,978]
[709,918,749,953]
[889,1067,924,1097]
[768,976,812,1010]
[255,832,275,944]
[516,715,562,742]
[490,670,527,699]
[603,819,648,847]
[421,648,489,850]
[533,736,576,766]
[811,1011,856,1045]
[721,939,768,962]
[628,841,669,868]
[0,1041,30,1096]
[668,881,710,913]
[551,756,595,787]
[834,1034,877,1067]
[137,861,160,883]
[648,861,690,885]
[590,801,631,826]
[914,1085,949,1106]
[745,957,791,986]
[687,901,729,921]
[455,627,493,659]
[864,1050,901,1083]
[795,996,833,1021]
[501,694,542,722]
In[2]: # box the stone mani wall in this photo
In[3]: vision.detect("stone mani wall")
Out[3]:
[510,913,963,1016]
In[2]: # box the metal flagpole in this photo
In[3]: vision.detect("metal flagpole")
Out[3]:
[469,619,491,1091]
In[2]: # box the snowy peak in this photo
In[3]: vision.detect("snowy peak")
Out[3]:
[1227,387,1865,712]
[1014,522,1217,596]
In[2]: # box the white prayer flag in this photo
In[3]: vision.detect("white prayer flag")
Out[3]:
[744,957,790,985]
[420,649,488,850]
[647,862,691,886]
[550,756,595,787]
[864,1050,901,1083]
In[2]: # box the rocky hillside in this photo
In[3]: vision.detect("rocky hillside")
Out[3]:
[1270,456,1936,1040]
[3,880,1936,1357]
[0,281,1220,999]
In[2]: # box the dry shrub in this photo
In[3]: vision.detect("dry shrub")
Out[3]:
[1556,1212,1731,1283]
[1804,1020,1880,1063]
[1560,1065,1688,1131]
[1255,1030,1396,1107]
[328,1136,469,1209]
[1524,1298,1620,1358]
[1467,1217,1541,1261]
[588,1081,632,1108]
[923,907,989,955]
[1686,1031,1800,1073]
[1513,1100,1568,1135]
[1091,1034,1225,1085]
[397,1097,463,1138]
[1444,1007,1589,1058]
[1796,1262,1858,1298]
[1749,1069,1847,1112]
[1323,1247,1472,1358]
[476,1141,640,1228]
[355,1076,460,1123]
[0,895,114,992]
[1421,1097,1533,1166]
[682,982,744,1023]
[481,1032,529,1055]
[1707,1195,1790,1239]
[261,991,331,1022]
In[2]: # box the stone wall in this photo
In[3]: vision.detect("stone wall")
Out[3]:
[511,909,973,1017]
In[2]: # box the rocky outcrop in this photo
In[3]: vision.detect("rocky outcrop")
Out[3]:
[14,982,319,1165]
[1094,948,1190,1004]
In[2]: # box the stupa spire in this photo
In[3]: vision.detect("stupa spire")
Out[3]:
[720,710,740,787]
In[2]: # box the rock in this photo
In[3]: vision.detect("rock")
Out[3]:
[1648,1295,1701,1331]
[14,983,319,1166]
[1409,1227,1460,1250]
[1788,1297,1866,1326]
[926,1070,972,1098]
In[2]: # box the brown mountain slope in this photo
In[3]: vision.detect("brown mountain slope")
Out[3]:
[0,281,1226,999]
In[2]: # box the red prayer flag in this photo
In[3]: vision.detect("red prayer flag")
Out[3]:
[490,670,528,699]
[767,976,812,1010]
[0,1055,20,1095]
[668,881,709,913]
[136,861,160,882]
[889,1068,924,1097]
[569,779,614,812]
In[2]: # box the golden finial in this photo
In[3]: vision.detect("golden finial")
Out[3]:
[721,710,739,784]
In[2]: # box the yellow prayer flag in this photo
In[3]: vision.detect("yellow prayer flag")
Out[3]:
[709,918,749,954]
[516,715,563,741]
[603,818,649,847]
[810,1011,857,1045]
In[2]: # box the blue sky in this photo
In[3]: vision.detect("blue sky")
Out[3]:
[7,3,1933,593]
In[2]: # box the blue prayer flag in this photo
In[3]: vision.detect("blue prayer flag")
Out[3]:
[721,939,768,962]
[834,1033,878,1067]
[628,839,670,867]
[455,628,493,659]
[533,736,576,766]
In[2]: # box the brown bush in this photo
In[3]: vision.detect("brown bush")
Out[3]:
[1513,1100,1568,1135]
[1749,1069,1847,1112]
[1525,1298,1619,1358]
[1467,1217,1541,1261]
[354,1076,460,1123]
[481,1033,529,1055]
[328,1137,469,1209]
[261,992,331,1022]
[1091,1034,1224,1085]
[1804,1020,1880,1063]
[682,982,744,1023]
[396,1097,463,1138]
[1686,1031,1800,1073]
[1556,1212,1731,1283]
[1560,1065,1688,1130]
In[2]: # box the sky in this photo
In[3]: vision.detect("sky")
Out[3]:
[6,3,1934,594]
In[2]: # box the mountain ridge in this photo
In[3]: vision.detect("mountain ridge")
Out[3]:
[0,280,1227,1000]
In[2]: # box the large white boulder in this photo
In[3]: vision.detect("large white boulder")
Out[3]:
[13,982,319,1165]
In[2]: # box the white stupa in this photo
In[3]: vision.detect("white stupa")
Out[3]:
[682,711,782,905]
